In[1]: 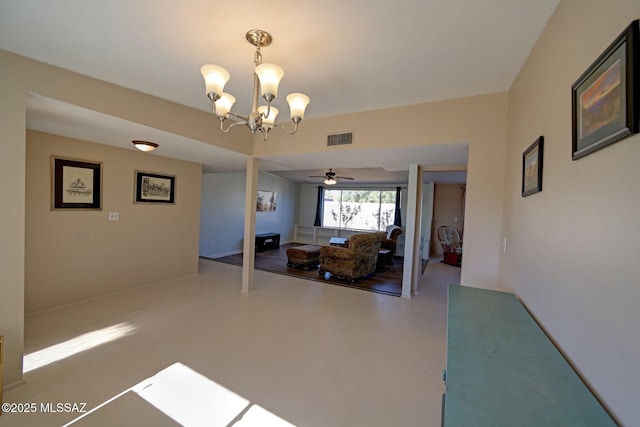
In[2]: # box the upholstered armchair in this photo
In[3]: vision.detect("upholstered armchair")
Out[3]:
[437,225,462,266]
[380,224,402,259]
[319,232,386,283]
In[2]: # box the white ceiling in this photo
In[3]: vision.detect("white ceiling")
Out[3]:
[1,0,559,183]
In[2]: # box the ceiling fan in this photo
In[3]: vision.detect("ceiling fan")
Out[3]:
[308,169,354,185]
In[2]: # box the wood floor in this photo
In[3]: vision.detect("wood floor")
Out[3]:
[206,243,411,297]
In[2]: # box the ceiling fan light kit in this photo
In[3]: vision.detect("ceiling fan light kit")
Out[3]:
[324,177,337,186]
[201,29,310,142]
[309,168,354,185]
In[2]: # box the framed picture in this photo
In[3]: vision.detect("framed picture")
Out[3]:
[522,136,544,197]
[51,157,102,210]
[571,20,639,160]
[134,171,176,204]
[257,190,276,212]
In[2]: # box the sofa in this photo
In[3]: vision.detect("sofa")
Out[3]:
[319,232,386,283]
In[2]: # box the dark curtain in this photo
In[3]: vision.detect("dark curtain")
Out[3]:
[393,186,402,227]
[314,186,324,226]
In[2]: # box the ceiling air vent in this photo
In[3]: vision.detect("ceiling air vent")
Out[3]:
[327,132,354,147]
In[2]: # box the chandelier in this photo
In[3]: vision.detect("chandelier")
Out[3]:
[201,30,310,142]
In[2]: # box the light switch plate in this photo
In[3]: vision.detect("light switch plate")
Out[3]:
[108,212,119,221]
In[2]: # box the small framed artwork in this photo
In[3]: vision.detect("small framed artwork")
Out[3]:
[256,190,276,212]
[571,20,639,160]
[522,136,544,197]
[52,156,102,210]
[134,171,176,204]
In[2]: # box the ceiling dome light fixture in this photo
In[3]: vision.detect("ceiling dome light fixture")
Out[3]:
[201,29,310,142]
[132,140,159,152]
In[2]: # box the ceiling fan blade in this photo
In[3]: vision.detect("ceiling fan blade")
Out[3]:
[308,175,326,178]
[336,176,354,180]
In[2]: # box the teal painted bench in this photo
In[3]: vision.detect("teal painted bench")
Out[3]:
[443,285,616,426]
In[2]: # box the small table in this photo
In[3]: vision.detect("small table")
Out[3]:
[329,237,348,247]
[255,233,280,252]
[376,249,392,271]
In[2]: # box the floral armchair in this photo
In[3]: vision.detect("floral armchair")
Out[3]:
[319,232,386,283]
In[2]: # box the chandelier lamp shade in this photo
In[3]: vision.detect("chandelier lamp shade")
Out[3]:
[201,29,310,142]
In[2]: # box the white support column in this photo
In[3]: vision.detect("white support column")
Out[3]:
[402,164,421,299]
[412,170,424,295]
[242,157,259,293]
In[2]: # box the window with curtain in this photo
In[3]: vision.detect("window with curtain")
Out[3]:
[322,189,396,231]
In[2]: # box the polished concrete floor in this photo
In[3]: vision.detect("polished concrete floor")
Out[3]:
[2,258,460,427]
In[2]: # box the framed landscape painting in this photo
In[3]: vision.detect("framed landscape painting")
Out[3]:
[522,136,544,197]
[571,20,639,160]
[51,157,102,210]
[134,171,176,204]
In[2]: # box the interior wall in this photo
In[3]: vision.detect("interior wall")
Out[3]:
[25,130,202,313]
[200,172,299,258]
[0,66,26,386]
[0,48,250,385]
[431,184,465,256]
[256,92,509,291]
[500,0,640,423]
[200,172,246,257]
[297,183,321,226]
[256,173,300,241]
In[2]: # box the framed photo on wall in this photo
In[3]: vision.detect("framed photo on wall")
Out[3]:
[571,20,639,160]
[134,171,176,204]
[256,190,277,212]
[51,156,102,210]
[522,136,544,197]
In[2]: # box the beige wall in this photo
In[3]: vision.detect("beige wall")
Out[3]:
[256,93,509,292]
[25,130,202,313]
[431,184,465,256]
[0,60,26,387]
[500,0,640,424]
[1,52,509,386]
[0,49,230,386]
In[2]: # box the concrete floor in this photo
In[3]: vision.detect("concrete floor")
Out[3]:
[1,258,460,427]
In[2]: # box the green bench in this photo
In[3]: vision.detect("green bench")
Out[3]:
[443,285,616,426]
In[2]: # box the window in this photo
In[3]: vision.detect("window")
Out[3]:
[322,189,396,231]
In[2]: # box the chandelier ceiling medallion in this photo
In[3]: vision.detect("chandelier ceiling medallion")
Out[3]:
[201,29,310,142]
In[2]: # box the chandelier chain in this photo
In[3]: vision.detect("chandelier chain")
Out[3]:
[254,47,262,66]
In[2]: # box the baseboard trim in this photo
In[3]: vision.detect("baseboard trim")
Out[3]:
[200,250,242,259]
[26,272,200,316]
[4,378,26,391]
